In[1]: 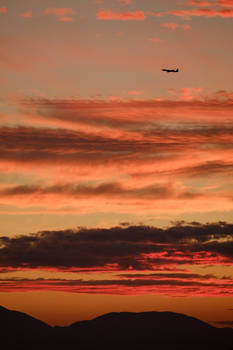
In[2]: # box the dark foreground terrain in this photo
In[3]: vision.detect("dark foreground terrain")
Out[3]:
[0,305,233,350]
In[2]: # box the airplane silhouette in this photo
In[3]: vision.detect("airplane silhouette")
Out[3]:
[162,68,179,73]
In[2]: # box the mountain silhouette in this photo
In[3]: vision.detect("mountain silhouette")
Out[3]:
[0,305,52,349]
[1,306,233,350]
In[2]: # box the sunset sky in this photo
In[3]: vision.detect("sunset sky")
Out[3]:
[0,0,233,328]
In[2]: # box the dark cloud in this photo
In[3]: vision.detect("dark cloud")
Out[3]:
[0,182,172,198]
[0,277,229,288]
[0,126,181,168]
[1,125,233,153]
[2,179,232,203]
[0,223,232,270]
[0,182,187,201]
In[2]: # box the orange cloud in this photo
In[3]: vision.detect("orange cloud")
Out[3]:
[1,181,233,215]
[97,10,145,20]
[0,91,232,215]
[20,94,233,130]
[0,125,233,215]
[0,6,7,13]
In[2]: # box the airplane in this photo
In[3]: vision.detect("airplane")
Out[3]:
[162,68,179,73]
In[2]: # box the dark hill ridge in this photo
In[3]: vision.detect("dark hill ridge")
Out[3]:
[0,305,49,329]
[57,311,233,349]
[73,310,216,328]
[0,305,52,349]
[1,306,233,350]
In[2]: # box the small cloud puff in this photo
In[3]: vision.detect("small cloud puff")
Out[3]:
[97,10,145,20]
[20,11,32,18]
[44,8,76,22]
[161,22,191,30]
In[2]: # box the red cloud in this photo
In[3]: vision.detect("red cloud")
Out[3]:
[0,277,232,296]
[0,222,232,297]
[97,10,145,20]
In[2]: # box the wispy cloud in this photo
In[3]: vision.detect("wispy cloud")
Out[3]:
[149,8,233,19]
[0,90,232,215]
[160,23,191,30]
[0,275,232,295]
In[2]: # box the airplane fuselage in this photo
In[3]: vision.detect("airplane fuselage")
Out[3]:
[162,68,179,73]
